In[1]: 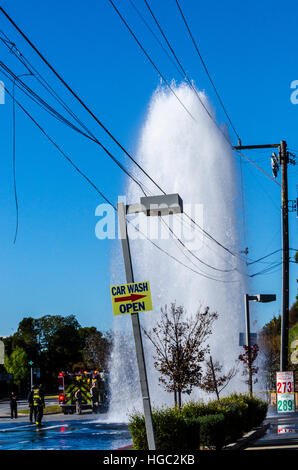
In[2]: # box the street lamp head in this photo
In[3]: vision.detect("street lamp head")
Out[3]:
[140,194,183,216]
[250,294,276,304]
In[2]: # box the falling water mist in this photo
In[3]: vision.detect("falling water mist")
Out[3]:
[105,82,248,423]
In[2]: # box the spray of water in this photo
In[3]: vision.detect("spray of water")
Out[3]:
[106,82,248,423]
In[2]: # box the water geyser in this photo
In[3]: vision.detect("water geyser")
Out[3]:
[106,82,248,423]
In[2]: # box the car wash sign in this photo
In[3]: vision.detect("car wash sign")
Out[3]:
[111,281,152,316]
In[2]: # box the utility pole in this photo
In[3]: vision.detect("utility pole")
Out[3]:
[234,141,294,373]
[280,140,290,371]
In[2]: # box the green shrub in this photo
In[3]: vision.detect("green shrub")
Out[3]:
[128,394,268,450]
[219,394,268,432]
[128,407,200,451]
[197,414,226,450]
[181,394,268,446]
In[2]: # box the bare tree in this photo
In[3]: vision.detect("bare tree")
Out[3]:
[200,355,237,400]
[238,344,259,390]
[143,303,218,408]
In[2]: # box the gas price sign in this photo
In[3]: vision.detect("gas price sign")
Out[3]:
[276,371,295,413]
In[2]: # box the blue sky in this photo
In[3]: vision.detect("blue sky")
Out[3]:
[0,0,297,337]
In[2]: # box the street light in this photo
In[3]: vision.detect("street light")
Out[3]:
[244,294,276,395]
[117,194,183,451]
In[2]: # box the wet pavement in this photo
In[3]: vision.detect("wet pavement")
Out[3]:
[244,410,298,450]
[0,412,132,450]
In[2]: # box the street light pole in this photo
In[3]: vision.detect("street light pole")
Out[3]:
[117,202,156,451]
[243,294,276,395]
[244,294,253,395]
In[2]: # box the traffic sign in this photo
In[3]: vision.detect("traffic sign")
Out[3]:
[111,281,152,316]
[276,371,295,413]
[239,332,257,347]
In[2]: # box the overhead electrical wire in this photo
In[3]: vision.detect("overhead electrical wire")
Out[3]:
[2,81,277,281]
[128,0,281,189]
[0,15,248,271]
[0,6,278,273]
[0,61,151,198]
[174,0,240,142]
[249,261,282,278]
[142,0,223,139]
[108,0,197,122]
[3,83,241,284]
[0,56,241,275]
[0,61,233,272]
[11,71,32,244]
[128,0,183,77]
[247,249,281,266]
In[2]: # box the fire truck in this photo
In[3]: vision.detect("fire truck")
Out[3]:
[58,370,108,414]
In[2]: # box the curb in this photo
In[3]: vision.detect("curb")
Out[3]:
[223,423,270,450]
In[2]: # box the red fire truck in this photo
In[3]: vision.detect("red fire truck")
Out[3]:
[58,370,108,414]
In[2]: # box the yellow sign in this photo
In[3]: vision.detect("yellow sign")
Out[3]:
[110,281,152,316]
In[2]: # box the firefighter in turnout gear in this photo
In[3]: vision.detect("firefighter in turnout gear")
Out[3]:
[33,385,45,425]
[74,387,82,414]
[27,385,36,423]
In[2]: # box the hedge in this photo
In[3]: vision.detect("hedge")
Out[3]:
[128,394,268,450]
[128,408,200,451]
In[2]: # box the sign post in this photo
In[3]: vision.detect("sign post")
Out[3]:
[28,361,34,389]
[276,371,295,413]
[116,202,156,450]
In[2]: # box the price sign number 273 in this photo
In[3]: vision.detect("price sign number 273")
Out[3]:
[277,381,293,393]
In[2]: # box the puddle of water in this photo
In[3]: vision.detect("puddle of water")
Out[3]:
[0,420,132,450]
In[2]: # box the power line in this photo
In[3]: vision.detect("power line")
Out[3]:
[0,55,242,274]
[4,83,241,284]
[142,0,225,139]
[108,0,197,122]
[235,148,281,187]
[0,6,168,197]
[2,7,274,268]
[249,261,282,278]
[128,0,182,77]
[0,13,248,267]
[0,61,150,197]
[247,249,281,266]
[0,8,288,282]
[175,0,240,142]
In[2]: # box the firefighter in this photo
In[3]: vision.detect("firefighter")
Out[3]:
[74,387,82,414]
[90,383,99,413]
[9,391,18,419]
[27,385,36,423]
[98,373,106,405]
[33,384,45,425]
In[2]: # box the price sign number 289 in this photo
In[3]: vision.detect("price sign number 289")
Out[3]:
[277,398,294,412]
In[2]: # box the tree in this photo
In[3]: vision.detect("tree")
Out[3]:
[4,346,28,390]
[238,343,259,392]
[200,355,237,400]
[81,328,113,371]
[143,303,218,408]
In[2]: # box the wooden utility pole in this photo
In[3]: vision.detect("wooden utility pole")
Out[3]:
[279,140,290,371]
[234,141,292,372]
